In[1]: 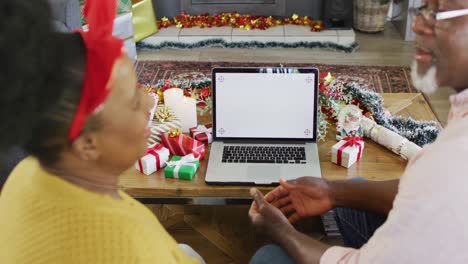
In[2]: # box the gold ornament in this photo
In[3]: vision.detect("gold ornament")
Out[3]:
[154,106,173,122]
[157,88,164,104]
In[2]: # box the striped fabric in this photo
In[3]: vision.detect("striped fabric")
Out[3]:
[148,118,183,146]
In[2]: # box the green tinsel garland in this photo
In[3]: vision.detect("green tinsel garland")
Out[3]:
[137,38,360,53]
[345,83,440,146]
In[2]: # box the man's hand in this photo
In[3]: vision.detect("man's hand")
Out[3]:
[265,177,334,223]
[249,188,331,264]
[249,188,294,244]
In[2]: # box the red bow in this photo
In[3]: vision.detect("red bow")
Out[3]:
[337,136,364,166]
[138,144,164,173]
[68,0,124,140]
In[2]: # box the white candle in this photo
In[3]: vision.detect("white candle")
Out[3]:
[174,97,197,133]
[163,88,184,113]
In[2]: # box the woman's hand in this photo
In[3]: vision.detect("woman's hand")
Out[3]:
[248,188,294,244]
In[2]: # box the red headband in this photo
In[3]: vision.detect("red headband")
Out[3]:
[68,0,124,140]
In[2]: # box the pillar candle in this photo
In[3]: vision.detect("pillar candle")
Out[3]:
[174,97,197,133]
[163,88,183,113]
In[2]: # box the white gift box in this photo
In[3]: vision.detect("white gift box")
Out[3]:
[331,139,365,168]
[113,13,134,39]
[114,13,137,61]
[123,38,137,61]
[83,12,137,61]
[135,144,170,175]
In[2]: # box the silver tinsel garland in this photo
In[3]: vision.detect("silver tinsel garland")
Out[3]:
[345,83,440,147]
[137,39,360,53]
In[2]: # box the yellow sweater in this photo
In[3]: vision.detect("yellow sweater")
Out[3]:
[0,157,199,264]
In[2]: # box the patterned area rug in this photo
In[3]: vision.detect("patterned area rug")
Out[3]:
[135,61,415,93]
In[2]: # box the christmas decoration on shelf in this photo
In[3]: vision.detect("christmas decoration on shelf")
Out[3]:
[158,12,324,32]
[331,136,365,168]
[137,39,360,53]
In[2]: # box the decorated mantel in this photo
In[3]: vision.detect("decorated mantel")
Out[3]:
[139,12,358,52]
[134,70,441,179]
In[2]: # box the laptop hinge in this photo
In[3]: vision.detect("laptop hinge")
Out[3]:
[216,139,314,144]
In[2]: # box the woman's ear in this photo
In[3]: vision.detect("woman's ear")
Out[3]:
[70,133,101,161]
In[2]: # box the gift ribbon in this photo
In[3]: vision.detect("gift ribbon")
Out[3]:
[166,154,199,179]
[337,136,364,166]
[192,125,213,143]
[168,127,181,137]
[138,144,164,173]
[162,130,205,159]
[154,106,173,123]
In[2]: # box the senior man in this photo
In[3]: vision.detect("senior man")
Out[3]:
[249,0,468,263]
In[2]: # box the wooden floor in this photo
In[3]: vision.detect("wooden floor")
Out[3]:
[138,23,453,263]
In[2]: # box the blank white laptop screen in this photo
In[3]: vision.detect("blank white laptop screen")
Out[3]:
[214,70,317,139]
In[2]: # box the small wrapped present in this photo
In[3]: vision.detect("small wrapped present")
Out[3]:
[135,144,170,175]
[164,154,200,180]
[161,128,206,160]
[148,106,182,146]
[132,0,158,42]
[331,136,365,168]
[189,124,213,144]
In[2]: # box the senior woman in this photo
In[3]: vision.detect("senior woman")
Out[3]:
[0,0,204,263]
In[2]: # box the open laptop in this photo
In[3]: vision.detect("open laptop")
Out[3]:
[205,67,322,185]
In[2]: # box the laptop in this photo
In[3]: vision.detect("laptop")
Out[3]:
[205,67,322,185]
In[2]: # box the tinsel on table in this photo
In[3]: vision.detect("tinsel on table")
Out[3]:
[137,39,360,53]
[345,83,440,147]
[158,12,324,32]
[317,73,441,147]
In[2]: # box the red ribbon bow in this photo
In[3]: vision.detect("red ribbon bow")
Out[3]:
[337,136,364,166]
[138,144,164,173]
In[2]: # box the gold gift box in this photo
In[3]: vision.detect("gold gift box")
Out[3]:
[132,0,158,42]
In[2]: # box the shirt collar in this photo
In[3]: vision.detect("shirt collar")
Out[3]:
[448,88,468,123]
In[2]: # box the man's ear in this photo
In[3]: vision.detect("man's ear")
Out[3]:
[70,133,101,161]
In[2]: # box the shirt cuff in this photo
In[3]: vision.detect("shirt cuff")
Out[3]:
[320,246,359,264]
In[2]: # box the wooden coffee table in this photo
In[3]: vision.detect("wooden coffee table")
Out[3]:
[119,93,440,203]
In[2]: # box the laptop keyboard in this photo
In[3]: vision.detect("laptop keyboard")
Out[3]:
[222,146,306,164]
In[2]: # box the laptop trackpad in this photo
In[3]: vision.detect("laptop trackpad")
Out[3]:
[247,166,280,184]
